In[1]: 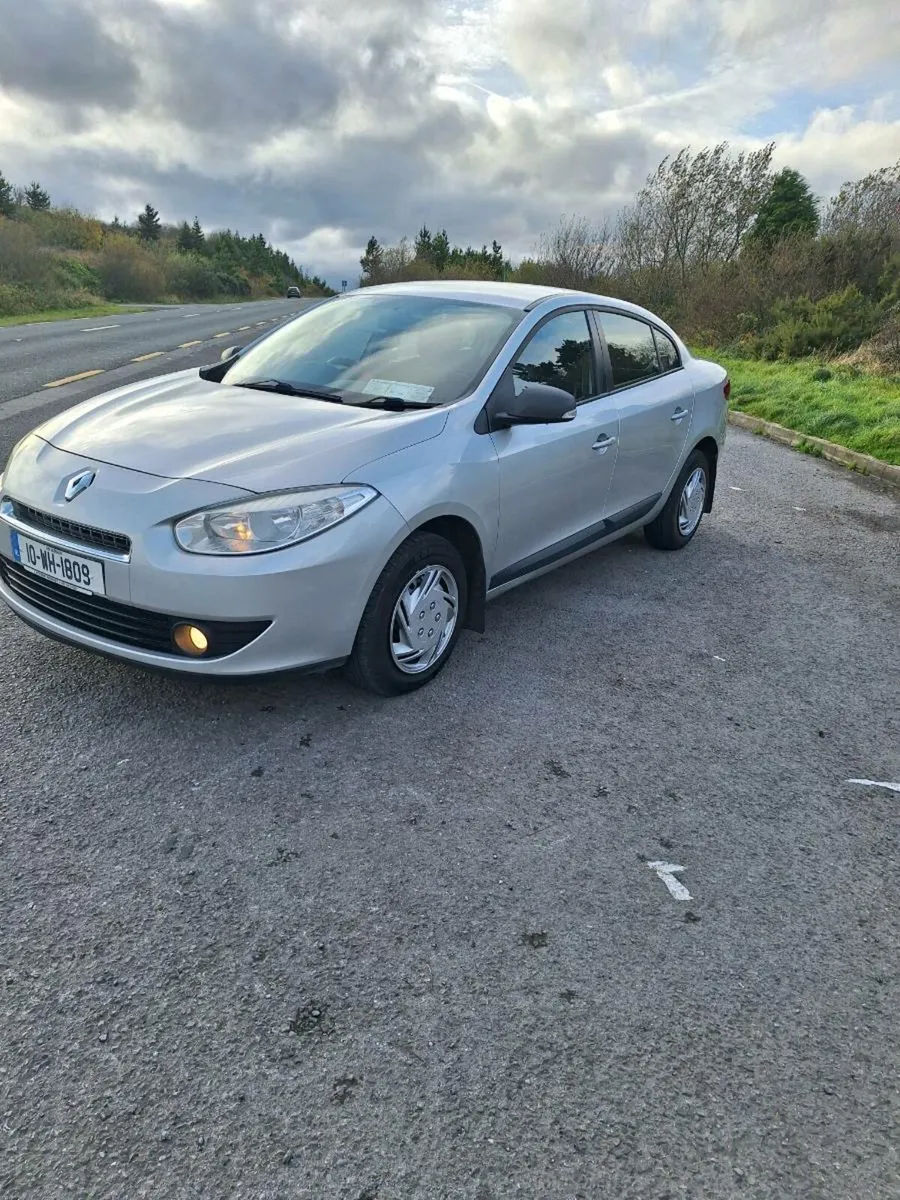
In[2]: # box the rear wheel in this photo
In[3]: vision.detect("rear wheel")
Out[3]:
[644,448,709,551]
[346,532,468,696]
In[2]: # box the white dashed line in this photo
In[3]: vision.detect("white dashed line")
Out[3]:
[847,779,900,795]
[80,324,120,332]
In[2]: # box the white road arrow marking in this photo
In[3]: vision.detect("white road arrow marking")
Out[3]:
[847,779,900,795]
[647,861,692,901]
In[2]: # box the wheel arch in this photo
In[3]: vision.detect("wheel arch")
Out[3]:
[411,514,486,633]
[693,435,719,512]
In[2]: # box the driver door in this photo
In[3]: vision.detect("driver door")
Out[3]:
[488,309,620,588]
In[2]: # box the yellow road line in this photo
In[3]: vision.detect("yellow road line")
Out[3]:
[132,351,164,362]
[179,340,202,348]
[44,369,104,389]
[213,332,232,338]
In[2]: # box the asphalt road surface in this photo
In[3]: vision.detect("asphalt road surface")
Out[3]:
[0,298,304,403]
[0,330,899,1199]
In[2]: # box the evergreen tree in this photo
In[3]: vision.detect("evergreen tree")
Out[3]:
[748,168,819,245]
[25,181,51,211]
[0,170,15,218]
[176,220,194,253]
[360,235,384,282]
[137,202,162,242]
[431,229,450,271]
[191,216,205,251]
[414,225,433,263]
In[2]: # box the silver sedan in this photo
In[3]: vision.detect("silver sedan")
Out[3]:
[0,282,728,694]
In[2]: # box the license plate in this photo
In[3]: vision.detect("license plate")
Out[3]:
[10,530,105,596]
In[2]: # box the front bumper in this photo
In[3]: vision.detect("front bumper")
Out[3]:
[0,442,410,676]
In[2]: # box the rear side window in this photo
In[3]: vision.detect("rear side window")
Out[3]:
[598,312,660,389]
[653,327,680,372]
[512,310,595,401]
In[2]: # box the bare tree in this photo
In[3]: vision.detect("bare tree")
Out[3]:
[535,214,614,288]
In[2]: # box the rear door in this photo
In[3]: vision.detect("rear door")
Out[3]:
[488,309,620,588]
[592,310,695,521]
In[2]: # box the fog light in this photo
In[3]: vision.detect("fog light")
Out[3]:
[173,623,210,656]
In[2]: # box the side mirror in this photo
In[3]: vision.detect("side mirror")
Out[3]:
[491,376,577,430]
[219,345,242,362]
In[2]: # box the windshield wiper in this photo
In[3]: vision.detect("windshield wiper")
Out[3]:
[355,395,437,411]
[234,379,343,402]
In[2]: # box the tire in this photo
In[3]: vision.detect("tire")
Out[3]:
[346,532,468,696]
[644,448,710,551]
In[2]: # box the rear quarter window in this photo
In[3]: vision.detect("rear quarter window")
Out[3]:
[653,328,681,372]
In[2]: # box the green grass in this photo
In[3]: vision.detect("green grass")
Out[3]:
[700,352,900,466]
[0,303,149,327]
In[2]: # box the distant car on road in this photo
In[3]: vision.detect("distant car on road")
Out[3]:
[0,282,728,694]
[286,286,302,298]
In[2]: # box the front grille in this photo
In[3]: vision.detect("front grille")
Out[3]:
[10,500,132,556]
[0,558,269,659]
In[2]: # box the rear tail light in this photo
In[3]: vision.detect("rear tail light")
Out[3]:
[724,377,731,401]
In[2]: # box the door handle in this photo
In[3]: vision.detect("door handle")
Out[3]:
[592,434,617,453]
[671,407,688,422]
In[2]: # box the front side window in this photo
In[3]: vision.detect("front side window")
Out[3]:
[512,311,595,400]
[598,312,661,389]
[222,294,523,407]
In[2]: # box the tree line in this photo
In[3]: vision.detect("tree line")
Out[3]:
[0,176,332,317]
[359,146,900,366]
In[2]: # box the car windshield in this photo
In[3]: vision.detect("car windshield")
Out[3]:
[222,294,523,407]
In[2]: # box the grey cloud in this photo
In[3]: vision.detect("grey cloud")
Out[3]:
[0,0,138,110]
[139,0,344,137]
[0,0,890,285]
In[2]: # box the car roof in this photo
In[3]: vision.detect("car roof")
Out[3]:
[345,279,672,327]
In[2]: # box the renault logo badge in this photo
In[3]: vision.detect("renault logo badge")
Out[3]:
[64,469,96,502]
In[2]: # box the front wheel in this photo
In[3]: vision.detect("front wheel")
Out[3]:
[644,449,710,551]
[346,532,468,696]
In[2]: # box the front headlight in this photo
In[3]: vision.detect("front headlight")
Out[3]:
[173,485,378,555]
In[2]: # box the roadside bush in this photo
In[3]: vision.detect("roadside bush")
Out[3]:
[0,219,52,286]
[0,281,41,315]
[22,207,104,251]
[749,287,882,359]
[214,269,251,297]
[53,255,101,294]
[96,234,165,302]
[163,252,219,300]
[0,280,96,316]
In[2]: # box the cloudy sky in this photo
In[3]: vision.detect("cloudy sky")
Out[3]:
[0,0,898,284]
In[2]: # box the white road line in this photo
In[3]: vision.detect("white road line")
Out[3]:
[80,324,120,332]
[647,861,692,901]
[847,779,900,795]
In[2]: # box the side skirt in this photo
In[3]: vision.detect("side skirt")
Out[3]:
[487,494,661,591]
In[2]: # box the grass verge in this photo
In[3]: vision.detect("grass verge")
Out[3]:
[701,352,900,467]
[0,304,149,328]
